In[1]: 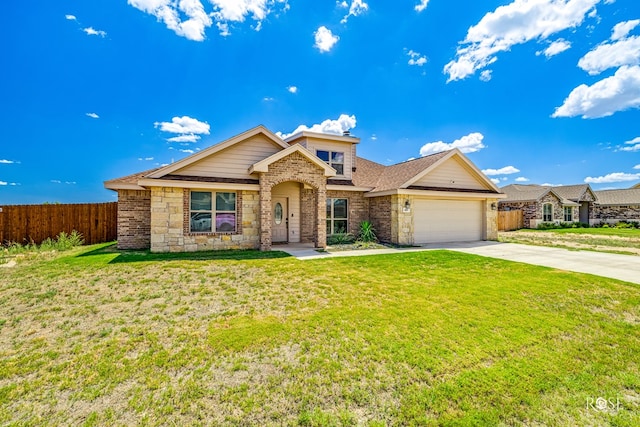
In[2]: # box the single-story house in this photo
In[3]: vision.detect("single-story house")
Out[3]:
[592,188,640,224]
[498,184,597,228]
[105,125,504,252]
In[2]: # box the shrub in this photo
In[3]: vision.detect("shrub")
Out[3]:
[3,230,84,253]
[327,233,356,245]
[357,220,377,243]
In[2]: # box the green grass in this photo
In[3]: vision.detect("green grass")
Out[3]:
[1,243,639,426]
[529,227,640,237]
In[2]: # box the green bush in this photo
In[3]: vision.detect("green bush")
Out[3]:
[357,220,377,243]
[3,230,84,253]
[327,233,356,245]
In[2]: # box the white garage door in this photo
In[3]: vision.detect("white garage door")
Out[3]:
[413,199,483,243]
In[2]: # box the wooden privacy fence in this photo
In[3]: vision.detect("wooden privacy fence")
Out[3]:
[0,202,117,245]
[498,210,524,231]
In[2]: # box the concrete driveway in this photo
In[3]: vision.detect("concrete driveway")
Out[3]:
[437,241,640,285]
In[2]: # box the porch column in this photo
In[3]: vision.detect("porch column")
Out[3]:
[259,173,272,251]
[316,182,327,248]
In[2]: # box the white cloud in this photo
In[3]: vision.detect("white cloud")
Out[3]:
[314,26,339,52]
[287,85,298,93]
[86,112,99,119]
[479,70,493,82]
[537,38,572,57]
[167,134,201,143]
[515,177,530,182]
[419,132,486,156]
[415,0,430,12]
[634,164,640,170]
[128,0,288,41]
[179,149,195,154]
[50,180,61,184]
[277,114,356,139]
[407,50,427,66]
[340,0,368,24]
[155,116,210,135]
[552,65,640,118]
[138,157,155,161]
[585,172,640,183]
[482,166,520,176]
[618,136,640,152]
[491,178,501,184]
[0,159,18,164]
[611,19,640,41]
[578,35,640,75]
[83,27,107,37]
[263,96,274,101]
[444,0,598,82]
[65,15,77,21]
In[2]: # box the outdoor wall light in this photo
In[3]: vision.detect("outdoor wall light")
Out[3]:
[491,202,498,210]
[403,200,411,213]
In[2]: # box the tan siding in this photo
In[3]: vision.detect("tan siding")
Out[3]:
[173,135,282,179]
[413,157,488,190]
[272,181,301,243]
[304,139,353,180]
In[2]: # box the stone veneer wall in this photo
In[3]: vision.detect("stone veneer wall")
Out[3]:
[150,187,260,253]
[258,151,327,250]
[391,195,413,245]
[592,205,640,224]
[326,190,369,236]
[369,196,392,243]
[485,199,499,240]
[117,189,151,250]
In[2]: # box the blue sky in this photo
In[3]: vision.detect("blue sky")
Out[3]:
[1,0,639,204]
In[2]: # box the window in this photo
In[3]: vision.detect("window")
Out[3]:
[317,150,344,175]
[543,203,553,222]
[326,198,348,235]
[564,206,573,222]
[190,191,236,233]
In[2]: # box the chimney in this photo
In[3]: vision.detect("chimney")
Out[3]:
[342,130,351,137]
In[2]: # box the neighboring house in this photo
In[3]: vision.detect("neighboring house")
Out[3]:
[593,188,640,223]
[499,184,596,228]
[105,126,504,252]
[633,183,640,189]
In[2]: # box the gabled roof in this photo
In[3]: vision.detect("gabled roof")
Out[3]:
[104,167,161,190]
[147,125,289,179]
[249,144,336,176]
[500,184,578,206]
[633,183,640,189]
[353,149,500,194]
[552,184,596,202]
[594,188,640,205]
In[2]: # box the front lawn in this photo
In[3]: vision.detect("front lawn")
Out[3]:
[1,244,639,426]
[529,227,640,238]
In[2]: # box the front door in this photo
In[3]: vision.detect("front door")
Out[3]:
[579,202,589,223]
[272,197,288,243]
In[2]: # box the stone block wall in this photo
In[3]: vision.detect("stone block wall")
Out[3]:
[391,195,414,245]
[117,189,151,249]
[485,199,499,240]
[592,204,640,224]
[150,187,260,253]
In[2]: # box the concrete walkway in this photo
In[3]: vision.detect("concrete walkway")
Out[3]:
[276,241,640,285]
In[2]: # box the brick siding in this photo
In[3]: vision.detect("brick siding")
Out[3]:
[117,189,151,249]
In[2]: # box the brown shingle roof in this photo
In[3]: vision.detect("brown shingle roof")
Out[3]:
[352,151,452,192]
[104,167,161,187]
[594,189,640,205]
[551,184,594,202]
[500,184,552,202]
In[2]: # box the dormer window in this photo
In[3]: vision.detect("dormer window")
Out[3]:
[317,150,344,175]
